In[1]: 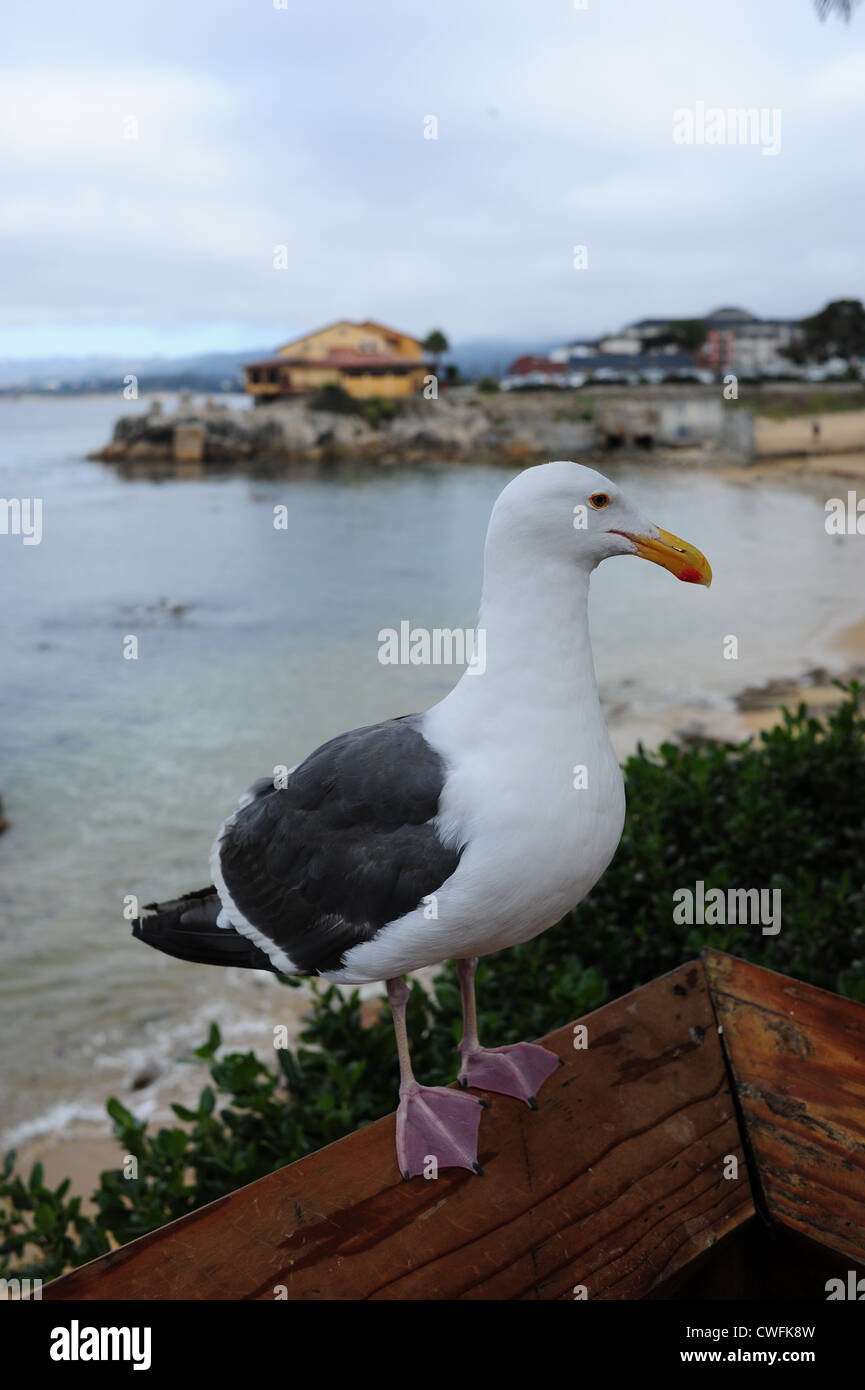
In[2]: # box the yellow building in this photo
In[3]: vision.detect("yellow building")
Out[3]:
[244,319,429,402]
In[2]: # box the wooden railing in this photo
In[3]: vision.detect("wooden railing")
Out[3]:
[43,949,865,1300]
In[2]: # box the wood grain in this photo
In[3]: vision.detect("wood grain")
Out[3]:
[703,949,865,1267]
[45,960,750,1301]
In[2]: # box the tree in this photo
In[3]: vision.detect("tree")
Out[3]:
[644,319,707,356]
[799,299,865,362]
[669,319,708,354]
[814,0,861,19]
[422,329,450,378]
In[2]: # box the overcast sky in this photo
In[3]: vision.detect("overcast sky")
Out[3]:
[1,0,862,358]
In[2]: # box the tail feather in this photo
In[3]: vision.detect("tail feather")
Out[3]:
[132,886,277,972]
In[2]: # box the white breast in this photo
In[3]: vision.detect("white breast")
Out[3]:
[331,673,625,985]
[330,532,626,986]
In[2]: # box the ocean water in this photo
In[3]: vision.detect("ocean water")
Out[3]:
[1,393,864,1145]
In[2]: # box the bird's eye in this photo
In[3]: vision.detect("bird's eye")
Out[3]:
[589,492,610,509]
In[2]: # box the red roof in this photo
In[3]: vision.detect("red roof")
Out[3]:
[507,355,565,375]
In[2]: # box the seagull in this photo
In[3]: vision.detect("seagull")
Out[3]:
[133,461,711,1179]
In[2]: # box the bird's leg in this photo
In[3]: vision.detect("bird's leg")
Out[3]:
[386,976,484,1181]
[455,956,562,1107]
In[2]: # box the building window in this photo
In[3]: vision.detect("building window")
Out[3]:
[267,369,278,384]
[250,369,260,384]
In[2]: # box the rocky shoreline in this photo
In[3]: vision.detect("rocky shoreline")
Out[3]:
[88,384,761,470]
[89,390,598,468]
[88,383,865,471]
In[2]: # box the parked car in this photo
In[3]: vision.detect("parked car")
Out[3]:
[759,362,803,381]
[591,367,631,385]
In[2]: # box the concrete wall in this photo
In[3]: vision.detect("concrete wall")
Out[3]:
[596,396,865,460]
[657,397,725,447]
[598,395,724,448]
[719,408,754,461]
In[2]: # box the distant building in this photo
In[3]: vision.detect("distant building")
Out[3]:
[623,319,674,345]
[700,307,801,373]
[506,354,566,379]
[549,340,600,363]
[623,307,802,374]
[597,334,642,356]
[502,350,702,389]
[244,319,429,402]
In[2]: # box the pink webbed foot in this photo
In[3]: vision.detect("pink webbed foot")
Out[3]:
[458,1041,562,1107]
[395,1082,485,1180]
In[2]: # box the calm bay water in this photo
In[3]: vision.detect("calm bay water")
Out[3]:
[1,394,863,1143]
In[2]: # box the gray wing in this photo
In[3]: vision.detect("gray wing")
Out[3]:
[216,715,461,975]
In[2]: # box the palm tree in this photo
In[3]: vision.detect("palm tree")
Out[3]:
[422,330,449,379]
[814,0,860,17]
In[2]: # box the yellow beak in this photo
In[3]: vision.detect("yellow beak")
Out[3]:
[614,526,712,586]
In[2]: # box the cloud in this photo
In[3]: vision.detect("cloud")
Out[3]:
[0,0,863,353]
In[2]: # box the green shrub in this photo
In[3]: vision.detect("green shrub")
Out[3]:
[477,376,500,393]
[308,383,361,415]
[3,686,864,1279]
[361,395,397,427]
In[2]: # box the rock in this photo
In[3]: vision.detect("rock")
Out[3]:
[736,678,802,711]
[130,1067,159,1091]
[94,388,604,468]
[127,440,170,461]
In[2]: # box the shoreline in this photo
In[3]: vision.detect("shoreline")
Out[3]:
[86,385,865,473]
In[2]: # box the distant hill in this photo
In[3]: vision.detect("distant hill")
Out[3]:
[0,349,266,391]
[0,338,554,391]
[445,338,554,377]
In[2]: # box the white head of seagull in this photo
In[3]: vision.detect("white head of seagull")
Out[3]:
[482,459,712,586]
[439,460,710,694]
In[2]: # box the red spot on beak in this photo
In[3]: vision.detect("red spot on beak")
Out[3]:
[678,568,703,584]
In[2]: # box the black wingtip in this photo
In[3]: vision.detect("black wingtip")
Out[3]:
[527,1096,539,1110]
[131,894,277,972]
[472,1162,484,1177]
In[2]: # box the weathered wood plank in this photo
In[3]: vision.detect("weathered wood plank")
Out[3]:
[703,949,865,1268]
[46,960,751,1301]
